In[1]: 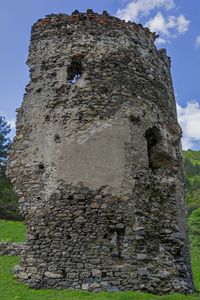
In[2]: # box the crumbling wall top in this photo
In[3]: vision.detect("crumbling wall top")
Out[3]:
[32,10,158,41]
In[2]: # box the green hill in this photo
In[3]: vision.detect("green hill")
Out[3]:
[183,150,200,213]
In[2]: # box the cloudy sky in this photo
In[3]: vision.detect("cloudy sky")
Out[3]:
[0,0,200,150]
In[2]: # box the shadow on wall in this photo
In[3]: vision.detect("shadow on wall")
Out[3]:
[145,125,175,174]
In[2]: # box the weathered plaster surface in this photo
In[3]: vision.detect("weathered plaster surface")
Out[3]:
[56,121,130,193]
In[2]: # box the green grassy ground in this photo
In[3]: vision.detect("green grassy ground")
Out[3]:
[0,219,26,242]
[0,219,200,300]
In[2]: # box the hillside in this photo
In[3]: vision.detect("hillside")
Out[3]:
[183,150,200,213]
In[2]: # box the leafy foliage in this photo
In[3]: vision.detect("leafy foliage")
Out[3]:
[0,168,17,204]
[184,150,200,165]
[0,116,11,164]
[0,116,20,220]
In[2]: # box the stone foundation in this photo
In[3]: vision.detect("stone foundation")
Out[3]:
[0,242,26,256]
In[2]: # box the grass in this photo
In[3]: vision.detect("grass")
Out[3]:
[0,219,200,300]
[191,250,200,292]
[0,219,26,243]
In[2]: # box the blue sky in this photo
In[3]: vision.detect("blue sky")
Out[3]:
[0,0,200,149]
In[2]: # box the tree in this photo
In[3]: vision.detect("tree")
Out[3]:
[0,116,11,165]
[0,116,20,219]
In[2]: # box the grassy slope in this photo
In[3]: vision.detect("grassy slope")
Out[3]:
[0,220,200,300]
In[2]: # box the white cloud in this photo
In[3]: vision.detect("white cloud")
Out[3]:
[116,0,190,44]
[195,35,200,49]
[146,12,169,35]
[177,101,200,150]
[156,37,167,44]
[117,0,175,21]
[146,12,189,42]
[176,14,190,33]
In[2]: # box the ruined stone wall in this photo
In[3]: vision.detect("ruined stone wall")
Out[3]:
[8,10,194,293]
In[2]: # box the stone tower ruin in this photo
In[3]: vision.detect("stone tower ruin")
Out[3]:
[8,10,194,294]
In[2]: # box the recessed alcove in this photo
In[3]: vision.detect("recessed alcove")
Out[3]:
[145,126,162,172]
[67,54,83,84]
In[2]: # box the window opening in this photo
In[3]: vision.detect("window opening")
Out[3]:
[109,224,125,258]
[145,126,162,172]
[67,55,83,84]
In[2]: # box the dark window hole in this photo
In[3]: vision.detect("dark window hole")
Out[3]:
[62,269,67,278]
[69,73,81,84]
[176,247,182,257]
[54,134,61,143]
[139,245,145,251]
[38,163,45,170]
[67,55,83,84]
[129,115,140,125]
[110,227,125,259]
[145,126,162,171]
[145,127,161,151]
[68,195,74,200]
